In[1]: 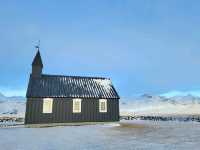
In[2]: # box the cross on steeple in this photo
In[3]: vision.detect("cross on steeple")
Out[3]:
[35,40,40,51]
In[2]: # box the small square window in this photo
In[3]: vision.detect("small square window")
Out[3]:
[99,99,107,113]
[43,98,53,113]
[73,99,82,113]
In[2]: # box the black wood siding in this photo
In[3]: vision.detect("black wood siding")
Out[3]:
[25,98,119,124]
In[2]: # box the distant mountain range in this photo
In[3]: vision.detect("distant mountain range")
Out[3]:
[0,92,25,102]
[120,94,200,116]
[0,92,25,117]
[0,92,200,117]
[139,93,200,104]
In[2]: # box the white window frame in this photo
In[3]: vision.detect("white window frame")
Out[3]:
[99,99,107,113]
[73,98,82,113]
[43,98,53,113]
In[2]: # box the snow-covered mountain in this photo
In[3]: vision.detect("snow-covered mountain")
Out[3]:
[0,91,200,118]
[0,92,25,117]
[0,92,25,102]
[120,94,200,116]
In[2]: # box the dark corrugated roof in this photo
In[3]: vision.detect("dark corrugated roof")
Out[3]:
[32,50,43,67]
[26,74,120,99]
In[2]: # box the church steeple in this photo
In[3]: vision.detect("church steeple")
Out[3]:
[32,46,43,77]
[32,49,43,67]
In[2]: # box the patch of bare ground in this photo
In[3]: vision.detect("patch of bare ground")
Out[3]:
[118,122,146,129]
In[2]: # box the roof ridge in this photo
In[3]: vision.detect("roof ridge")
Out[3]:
[41,74,110,80]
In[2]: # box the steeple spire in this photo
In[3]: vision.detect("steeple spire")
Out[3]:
[32,43,43,77]
[32,40,43,67]
[32,50,43,67]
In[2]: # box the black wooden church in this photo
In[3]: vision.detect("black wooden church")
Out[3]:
[25,48,120,124]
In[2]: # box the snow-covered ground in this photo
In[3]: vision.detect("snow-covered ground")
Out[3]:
[0,92,200,149]
[0,120,200,150]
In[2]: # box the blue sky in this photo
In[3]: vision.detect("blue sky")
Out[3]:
[1,0,200,97]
